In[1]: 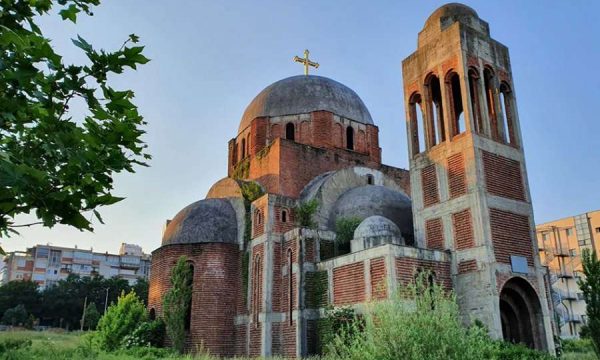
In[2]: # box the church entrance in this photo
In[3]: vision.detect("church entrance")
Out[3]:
[499,277,546,350]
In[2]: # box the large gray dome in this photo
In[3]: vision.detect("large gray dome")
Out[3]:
[239,75,373,132]
[162,198,238,246]
[331,185,414,244]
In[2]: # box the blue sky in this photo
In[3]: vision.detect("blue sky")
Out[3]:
[4,0,600,254]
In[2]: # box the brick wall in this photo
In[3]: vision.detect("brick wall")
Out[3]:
[482,151,525,201]
[252,206,265,238]
[447,153,466,198]
[421,164,439,207]
[273,206,295,234]
[370,257,387,300]
[458,259,478,274]
[149,243,240,357]
[395,257,452,291]
[425,218,444,250]
[333,262,365,305]
[452,209,474,250]
[489,208,534,266]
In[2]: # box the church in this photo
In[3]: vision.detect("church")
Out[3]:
[148,4,555,357]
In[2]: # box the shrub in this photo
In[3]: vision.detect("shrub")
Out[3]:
[562,337,594,354]
[0,337,32,354]
[335,217,361,255]
[123,319,166,348]
[95,291,148,351]
[578,248,600,357]
[294,199,319,228]
[323,271,552,360]
[163,256,193,353]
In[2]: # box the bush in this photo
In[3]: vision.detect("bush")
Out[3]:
[294,199,319,228]
[323,271,552,360]
[0,337,32,354]
[335,217,361,255]
[163,256,193,353]
[562,337,594,353]
[95,291,148,351]
[122,319,166,348]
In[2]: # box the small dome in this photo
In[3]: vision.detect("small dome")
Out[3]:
[239,75,373,132]
[354,215,402,239]
[424,3,478,30]
[331,185,413,243]
[162,199,238,246]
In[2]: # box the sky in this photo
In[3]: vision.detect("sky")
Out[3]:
[3,0,600,254]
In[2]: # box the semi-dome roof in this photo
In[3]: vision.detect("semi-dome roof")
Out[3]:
[331,185,413,243]
[239,75,373,132]
[424,3,479,30]
[354,215,402,239]
[162,198,238,246]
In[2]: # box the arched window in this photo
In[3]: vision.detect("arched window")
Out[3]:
[281,209,288,223]
[285,123,295,141]
[287,248,293,325]
[468,68,483,134]
[409,93,425,155]
[446,71,465,137]
[255,209,262,225]
[499,82,517,146]
[149,308,156,321]
[484,67,499,140]
[426,75,445,145]
[185,263,194,330]
[253,255,262,325]
[367,174,374,185]
[240,138,246,159]
[346,126,354,150]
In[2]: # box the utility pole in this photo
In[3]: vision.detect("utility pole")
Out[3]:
[104,287,109,314]
[80,296,88,331]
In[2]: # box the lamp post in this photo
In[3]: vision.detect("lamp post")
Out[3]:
[104,287,109,314]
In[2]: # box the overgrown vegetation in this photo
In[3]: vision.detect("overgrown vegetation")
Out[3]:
[95,291,148,351]
[334,217,361,255]
[294,199,319,228]
[232,159,250,179]
[305,271,328,309]
[578,248,600,357]
[322,271,553,360]
[163,256,193,353]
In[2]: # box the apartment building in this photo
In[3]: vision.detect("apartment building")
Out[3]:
[1,243,151,289]
[536,210,600,338]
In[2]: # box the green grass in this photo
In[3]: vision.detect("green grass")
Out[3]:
[0,330,593,359]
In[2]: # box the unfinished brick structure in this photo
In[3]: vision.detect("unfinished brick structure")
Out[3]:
[148,3,554,357]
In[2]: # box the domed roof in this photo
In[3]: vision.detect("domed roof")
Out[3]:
[354,215,402,239]
[162,198,238,246]
[239,75,373,132]
[331,185,413,243]
[424,3,479,30]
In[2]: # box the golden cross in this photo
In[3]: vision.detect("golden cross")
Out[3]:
[293,49,319,75]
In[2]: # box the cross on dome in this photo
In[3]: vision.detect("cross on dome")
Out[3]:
[293,49,319,75]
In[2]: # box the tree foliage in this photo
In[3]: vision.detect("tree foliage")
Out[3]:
[95,291,147,351]
[0,280,40,319]
[163,256,192,354]
[0,0,151,249]
[578,249,600,357]
[1,304,29,326]
[83,302,100,330]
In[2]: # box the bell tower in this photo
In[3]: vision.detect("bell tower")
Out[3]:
[402,4,554,351]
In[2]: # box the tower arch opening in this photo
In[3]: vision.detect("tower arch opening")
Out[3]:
[484,67,499,140]
[285,122,295,141]
[446,71,465,137]
[346,126,354,150]
[499,277,546,350]
[409,92,425,155]
[468,68,483,134]
[499,82,517,146]
[425,74,445,145]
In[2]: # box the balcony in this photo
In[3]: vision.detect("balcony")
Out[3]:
[557,289,577,301]
[565,314,583,323]
[557,272,574,279]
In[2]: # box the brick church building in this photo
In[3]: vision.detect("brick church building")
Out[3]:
[148,3,555,357]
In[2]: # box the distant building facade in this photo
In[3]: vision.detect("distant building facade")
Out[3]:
[1,243,151,289]
[536,210,600,338]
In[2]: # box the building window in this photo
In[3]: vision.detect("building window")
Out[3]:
[499,82,517,146]
[149,308,156,321]
[255,209,263,225]
[185,263,194,331]
[253,255,262,326]
[468,68,483,134]
[367,174,374,185]
[446,71,464,137]
[425,74,445,145]
[281,209,288,223]
[409,93,425,154]
[285,122,295,141]
[346,126,354,150]
[542,233,549,241]
[287,248,293,325]
[483,67,499,140]
[565,228,572,237]
[240,138,246,159]
[595,227,600,234]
